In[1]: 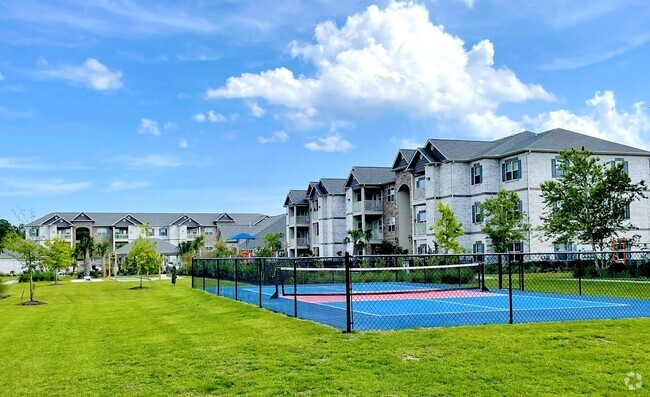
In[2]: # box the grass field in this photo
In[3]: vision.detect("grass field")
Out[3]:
[0,277,649,396]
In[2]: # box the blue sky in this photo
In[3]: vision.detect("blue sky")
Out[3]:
[1,0,649,223]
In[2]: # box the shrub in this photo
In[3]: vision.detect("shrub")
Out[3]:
[90,270,101,279]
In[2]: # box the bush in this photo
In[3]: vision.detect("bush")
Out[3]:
[90,270,101,279]
[18,271,55,282]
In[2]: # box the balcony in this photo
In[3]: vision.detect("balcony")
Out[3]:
[57,232,72,240]
[414,222,427,236]
[352,200,384,213]
[370,230,384,242]
[114,232,129,241]
[296,215,309,225]
[413,187,426,201]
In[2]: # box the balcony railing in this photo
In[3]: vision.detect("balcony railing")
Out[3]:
[296,237,309,247]
[57,233,72,240]
[352,200,384,212]
[413,187,426,201]
[414,222,427,236]
[114,233,129,240]
[296,215,309,225]
[370,230,384,241]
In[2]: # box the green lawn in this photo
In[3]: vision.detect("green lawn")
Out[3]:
[0,278,649,396]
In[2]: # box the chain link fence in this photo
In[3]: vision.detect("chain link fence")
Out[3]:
[192,251,650,331]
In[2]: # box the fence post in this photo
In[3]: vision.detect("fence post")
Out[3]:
[235,259,239,301]
[345,251,353,333]
[217,259,220,296]
[508,253,513,324]
[202,259,206,291]
[577,253,582,296]
[293,258,298,318]
[498,254,503,289]
[258,259,263,308]
[519,254,524,291]
[191,258,195,288]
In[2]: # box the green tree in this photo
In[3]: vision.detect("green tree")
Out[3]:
[209,239,233,258]
[375,240,408,255]
[480,190,531,253]
[5,234,45,302]
[262,232,284,257]
[43,238,75,284]
[0,219,14,250]
[343,229,373,255]
[540,148,647,257]
[75,229,94,277]
[430,202,464,254]
[124,229,163,289]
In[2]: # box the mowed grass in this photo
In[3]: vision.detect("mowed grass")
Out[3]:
[0,278,649,396]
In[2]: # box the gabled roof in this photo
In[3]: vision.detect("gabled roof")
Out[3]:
[115,239,179,256]
[72,212,94,222]
[112,214,143,226]
[215,213,235,223]
[391,149,417,171]
[425,128,650,162]
[40,214,72,226]
[284,190,308,206]
[345,166,395,188]
[405,147,438,172]
[319,178,346,195]
[27,212,276,227]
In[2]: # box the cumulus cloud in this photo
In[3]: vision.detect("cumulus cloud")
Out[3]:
[305,134,353,152]
[246,101,266,117]
[179,138,189,149]
[40,58,123,90]
[257,131,289,144]
[0,177,91,197]
[163,121,176,129]
[206,2,553,129]
[107,180,149,191]
[137,118,161,137]
[391,137,421,149]
[523,90,650,149]
[192,110,226,122]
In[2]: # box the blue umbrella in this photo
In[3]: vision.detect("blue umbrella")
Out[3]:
[229,232,256,250]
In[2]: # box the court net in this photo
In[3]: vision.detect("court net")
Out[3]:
[273,262,487,297]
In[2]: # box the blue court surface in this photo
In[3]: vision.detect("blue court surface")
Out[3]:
[205,283,650,331]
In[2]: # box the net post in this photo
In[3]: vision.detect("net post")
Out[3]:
[345,251,352,333]
[217,259,220,296]
[577,252,582,296]
[519,254,524,291]
[508,253,513,324]
[293,258,298,318]
[498,254,503,289]
[258,258,263,308]
[235,258,239,301]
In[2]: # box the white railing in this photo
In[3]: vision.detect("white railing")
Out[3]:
[296,237,309,247]
[114,232,129,240]
[352,201,363,212]
[413,187,426,201]
[57,233,71,240]
[365,200,383,211]
[414,222,427,235]
[370,230,384,241]
[296,215,309,225]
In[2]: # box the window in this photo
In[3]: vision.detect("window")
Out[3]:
[471,202,483,224]
[205,245,214,251]
[417,210,426,223]
[552,157,568,178]
[515,200,523,217]
[29,227,39,237]
[96,228,109,237]
[387,217,396,232]
[204,227,214,235]
[415,177,426,189]
[313,222,319,236]
[502,158,521,181]
[473,241,485,253]
[623,204,630,220]
[159,227,168,237]
[507,241,524,252]
[471,163,482,185]
[148,228,155,237]
[611,158,629,175]
[355,191,362,201]
[417,244,429,254]
[386,187,395,202]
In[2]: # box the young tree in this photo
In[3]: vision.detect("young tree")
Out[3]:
[540,148,647,259]
[124,237,162,289]
[43,238,75,284]
[75,229,94,277]
[5,233,45,302]
[0,219,14,250]
[343,229,373,255]
[262,232,284,256]
[480,189,531,253]
[430,202,464,254]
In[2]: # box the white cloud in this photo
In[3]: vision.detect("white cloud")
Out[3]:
[207,2,553,130]
[391,137,421,149]
[0,177,91,197]
[258,131,289,144]
[107,180,149,192]
[179,138,189,149]
[523,90,650,149]
[462,111,523,139]
[305,134,353,152]
[163,121,176,129]
[455,0,476,8]
[0,157,45,170]
[0,71,4,81]
[137,118,161,137]
[116,155,183,169]
[40,58,123,91]
[192,110,226,123]
[246,101,266,117]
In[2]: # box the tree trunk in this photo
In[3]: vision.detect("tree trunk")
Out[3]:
[29,269,34,301]
[84,249,91,277]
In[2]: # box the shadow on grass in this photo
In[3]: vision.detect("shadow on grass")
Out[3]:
[129,286,150,290]
[18,300,46,306]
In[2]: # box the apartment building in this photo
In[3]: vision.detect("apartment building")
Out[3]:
[284,190,311,257]
[344,167,396,254]
[403,128,650,254]
[307,178,347,257]
[26,212,284,252]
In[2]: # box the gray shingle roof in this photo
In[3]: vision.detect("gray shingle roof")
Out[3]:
[28,212,271,227]
[284,190,308,206]
[220,214,285,249]
[346,166,395,187]
[115,239,180,256]
[319,178,346,195]
[427,128,649,162]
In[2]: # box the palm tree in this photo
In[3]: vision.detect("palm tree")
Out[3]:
[191,235,205,257]
[343,229,373,255]
[75,229,94,277]
[94,242,111,278]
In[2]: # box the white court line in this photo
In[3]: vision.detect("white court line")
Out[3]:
[555,278,650,284]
